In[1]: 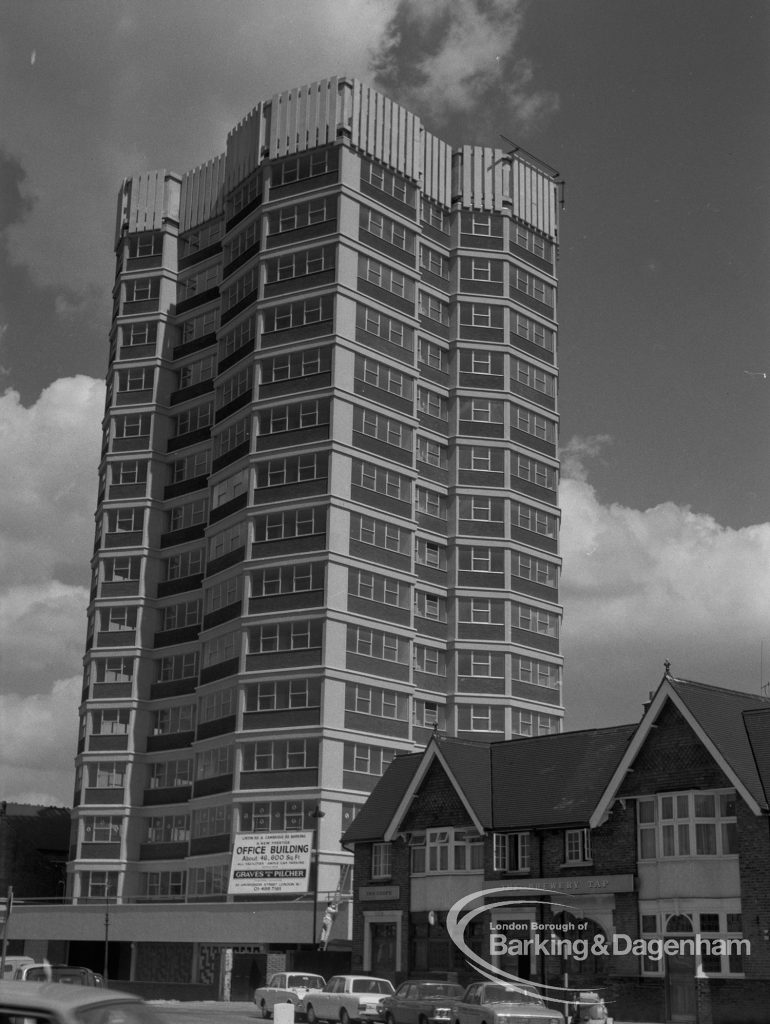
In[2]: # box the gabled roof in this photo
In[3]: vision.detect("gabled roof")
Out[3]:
[590,675,770,827]
[741,706,770,807]
[342,726,635,846]
[432,738,494,828]
[381,738,491,841]
[491,724,636,828]
[342,751,423,845]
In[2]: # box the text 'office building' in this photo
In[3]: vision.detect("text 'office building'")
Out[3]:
[69,76,563,976]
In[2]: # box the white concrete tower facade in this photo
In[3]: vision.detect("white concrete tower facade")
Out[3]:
[70,77,563,977]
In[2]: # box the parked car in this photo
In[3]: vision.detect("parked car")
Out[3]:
[380,980,465,1024]
[451,981,564,1024]
[14,963,102,985]
[1,955,35,981]
[0,981,164,1023]
[255,972,326,1017]
[301,974,395,1024]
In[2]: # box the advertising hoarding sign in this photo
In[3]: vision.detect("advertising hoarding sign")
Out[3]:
[228,831,313,895]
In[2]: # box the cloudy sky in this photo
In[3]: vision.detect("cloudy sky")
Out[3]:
[0,0,768,806]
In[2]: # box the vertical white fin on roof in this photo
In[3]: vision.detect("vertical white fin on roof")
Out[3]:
[115,170,181,245]
[226,103,268,192]
[179,154,226,232]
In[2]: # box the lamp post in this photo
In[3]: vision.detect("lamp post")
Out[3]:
[103,898,110,984]
[311,805,325,948]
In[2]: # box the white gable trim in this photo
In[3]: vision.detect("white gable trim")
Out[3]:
[383,740,485,841]
[590,680,764,828]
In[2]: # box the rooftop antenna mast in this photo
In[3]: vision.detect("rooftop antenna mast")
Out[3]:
[499,134,565,208]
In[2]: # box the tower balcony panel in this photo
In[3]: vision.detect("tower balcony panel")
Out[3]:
[139,841,189,861]
[156,573,204,599]
[212,441,250,473]
[510,627,559,655]
[146,731,194,753]
[510,677,562,708]
[239,766,319,791]
[509,334,556,366]
[160,523,206,549]
[193,774,234,799]
[214,390,253,425]
[248,591,324,616]
[169,378,215,408]
[510,478,558,507]
[153,625,201,648]
[115,388,154,407]
[196,715,236,741]
[95,630,136,648]
[245,648,323,672]
[457,518,506,539]
[167,427,212,453]
[242,706,320,731]
[189,831,231,855]
[176,287,220,317]
[92,682,133,700]
[509,377,556,412]
[142,785,192,806]
[255,425,329,453]
[83,788,125,805]
[260,370,333,401]
[510,428,556,459]
[264,268,336,300]
[172,332,218,362]
[206,547,246,578]
[413,616,447,641]
[264,216,338,251]
[118,342,157,363]
[78,842,122,860]
[199,658,240,687]
[111,435,151,454]
[100,581,141,599]
[150,675,199,700]
[87,734,130,753]
[163,475,209,501]
[209,493,248,526]
[107,483,148,501]
[202,603,243,631]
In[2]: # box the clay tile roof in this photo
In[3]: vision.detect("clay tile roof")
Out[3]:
[668,677,770,809]
[434,739,494,827]
[743,708,770,807]
[342,752,424,845]
[490,724,636,828]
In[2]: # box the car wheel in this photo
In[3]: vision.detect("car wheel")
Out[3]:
[340,1009,350,1024]
[387,1014,396,1024]
[306,1005,317,1024]
[259,1002,271,1019]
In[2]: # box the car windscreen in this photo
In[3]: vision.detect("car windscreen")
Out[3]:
[486,987,542,1006]
[352,980,392,994]
[417,985,464,998]
[288,976,324,988]
[23,968,90,984]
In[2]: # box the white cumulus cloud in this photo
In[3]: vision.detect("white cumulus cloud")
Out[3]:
[372,0,559,132]
[0,375,103,585]
[560,437,770,729]
[0,675,81,807]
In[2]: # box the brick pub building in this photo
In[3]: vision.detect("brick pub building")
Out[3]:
[343,669,770,1024]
